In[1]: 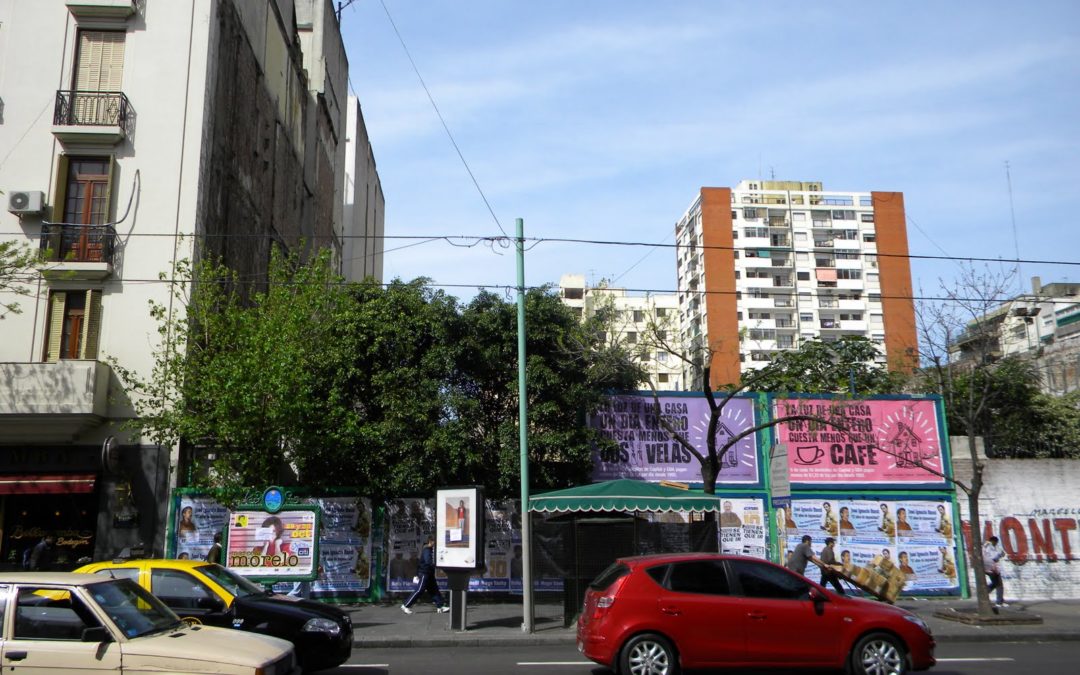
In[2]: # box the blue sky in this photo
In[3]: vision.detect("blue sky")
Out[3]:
[339,1,1080,302]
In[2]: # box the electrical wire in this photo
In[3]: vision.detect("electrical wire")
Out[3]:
[377,0,507,238]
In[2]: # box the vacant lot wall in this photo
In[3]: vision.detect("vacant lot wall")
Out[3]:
[952,453,1080,600]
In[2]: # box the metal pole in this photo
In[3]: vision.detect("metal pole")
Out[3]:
[516,217,534,633]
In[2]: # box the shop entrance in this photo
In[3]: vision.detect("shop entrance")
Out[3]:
[1,487,97,571]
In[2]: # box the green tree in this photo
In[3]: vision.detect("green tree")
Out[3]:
[113,249,367,494]
[743,336,907,394]
[916,264,1017,618]
[0,240,39,319]
[452,288,643,495]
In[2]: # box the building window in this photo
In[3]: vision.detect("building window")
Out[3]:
[860,213,875,222]
[794,232,808,242]
[743,208,759,219]
[836,269,862,280]
[44,289,102,361]
[633,310,644,323]
[657,351,668,362]
[626,332,637,344]
[796,251,808,261]
[800,313,813,322]
[731,210,738,220]
[563,287,583,300]
[658,373,670,383]
[863,233,877,243]
[58,157,112,225]
[797,271,810,281]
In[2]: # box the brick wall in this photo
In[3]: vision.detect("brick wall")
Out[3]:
[953,453,1080,600]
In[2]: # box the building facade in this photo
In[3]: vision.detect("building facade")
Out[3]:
[559,274,683,390]
[675,180,918,390]
[951,278,1080,395]
[0,0,376,566]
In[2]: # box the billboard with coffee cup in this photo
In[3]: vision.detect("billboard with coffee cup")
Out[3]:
[773,396,949,488]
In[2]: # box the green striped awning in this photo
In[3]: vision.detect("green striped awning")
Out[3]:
[529,479,721,513]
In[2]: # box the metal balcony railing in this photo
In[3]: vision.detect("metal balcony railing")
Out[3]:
[54,90,131,129]
[40,223,116,264]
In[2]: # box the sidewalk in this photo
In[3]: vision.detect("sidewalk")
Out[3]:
[345,598,1080,648]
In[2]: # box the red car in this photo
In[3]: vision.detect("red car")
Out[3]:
[577,553,935,675]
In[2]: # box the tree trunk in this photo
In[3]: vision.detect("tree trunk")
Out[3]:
[965,432,994,617]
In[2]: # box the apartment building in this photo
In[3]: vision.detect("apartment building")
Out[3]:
[0,0,381,565]
[675,180,917,390]
[952,277,1080,395]
[559,274,682,390]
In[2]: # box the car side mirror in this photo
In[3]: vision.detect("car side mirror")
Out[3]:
[809,587,828,605]
[82,626,112,643]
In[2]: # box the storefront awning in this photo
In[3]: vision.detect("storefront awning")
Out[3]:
[529,479,721,513]
[0,474,97,495]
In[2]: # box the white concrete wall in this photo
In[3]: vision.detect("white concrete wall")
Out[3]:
[0,0,211,437]
[953,454,1080,600]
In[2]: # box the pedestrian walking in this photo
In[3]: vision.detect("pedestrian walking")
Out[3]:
[401,536,448,614]
[205,532,223,564]
[818,537,845,594]
[983,535,1007,607]
[28,535,57,571]
[785,535,816,576]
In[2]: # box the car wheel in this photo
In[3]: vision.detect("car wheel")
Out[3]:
[849,632,907,675]
[620,633,679,675]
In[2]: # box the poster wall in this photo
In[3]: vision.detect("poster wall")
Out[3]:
[779,497,959,594]
[311,497,373,594]
[774,398,948,487]
[175,496,229,561]
[386,498,433,593]
[590,394,760,485]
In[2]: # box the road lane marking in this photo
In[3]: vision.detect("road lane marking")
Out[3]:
[937,658,1016,662]
[517,662,594,666]
[341,664,390,668]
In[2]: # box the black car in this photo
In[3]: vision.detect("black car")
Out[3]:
[77,559,352,672]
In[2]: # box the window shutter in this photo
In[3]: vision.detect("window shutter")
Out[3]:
[52,155,70,224]
[80,290,102,359]
[46,292,67,363]
[76,31,124,91]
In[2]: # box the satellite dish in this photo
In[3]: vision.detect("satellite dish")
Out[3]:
[102,436,122,475]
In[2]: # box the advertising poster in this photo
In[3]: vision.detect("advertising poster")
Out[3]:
[436,487,481,569]
[774,398,947,487]
[175,496,229,560]
[590,394,760,485]
[386,498,434,592]
[226,509,317,578]
[311,497,373,595]
[474,500,514,592]
[718,497,767,558]
[785,497,960,595]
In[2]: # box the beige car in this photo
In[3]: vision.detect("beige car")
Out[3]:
[0,572,299,674]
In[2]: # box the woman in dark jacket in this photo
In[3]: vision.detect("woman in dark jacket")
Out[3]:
[401,536,448,614]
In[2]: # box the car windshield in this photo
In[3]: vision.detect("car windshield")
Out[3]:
[199,563,268,598]
[88,578,183,638]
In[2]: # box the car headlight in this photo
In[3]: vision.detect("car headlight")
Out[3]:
[903,614,931,634]
[302,617,342,636]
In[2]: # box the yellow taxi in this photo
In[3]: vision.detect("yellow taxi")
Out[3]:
[75,559,352,672]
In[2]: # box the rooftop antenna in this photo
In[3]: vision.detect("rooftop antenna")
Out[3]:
[1005,160,1022,292]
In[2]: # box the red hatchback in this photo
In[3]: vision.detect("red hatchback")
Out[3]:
[577,553,935,675]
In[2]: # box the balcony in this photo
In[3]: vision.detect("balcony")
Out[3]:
[0,361,111,442]
[66,0,137,19]
[52,90,132,144]
[813,239,834,248]
[39,224,116,280]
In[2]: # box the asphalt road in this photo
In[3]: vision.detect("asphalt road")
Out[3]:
[323,640,1079,675]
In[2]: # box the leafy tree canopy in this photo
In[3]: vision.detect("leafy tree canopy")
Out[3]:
[742,336,906,395]
[0,240,39,319]
[114,254,641,499]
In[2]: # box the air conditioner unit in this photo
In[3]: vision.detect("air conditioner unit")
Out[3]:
[7,191,45,215]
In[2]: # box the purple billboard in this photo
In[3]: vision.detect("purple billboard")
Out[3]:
[590,394,761,485]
